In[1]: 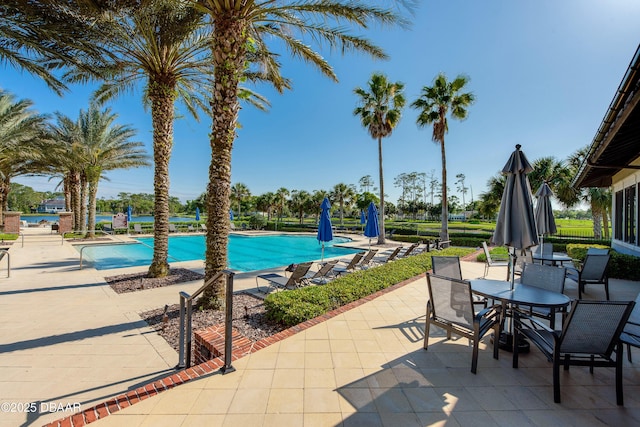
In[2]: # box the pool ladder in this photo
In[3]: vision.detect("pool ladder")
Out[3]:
[178,270,235,374]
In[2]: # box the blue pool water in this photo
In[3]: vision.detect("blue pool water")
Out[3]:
[77,234,360,271]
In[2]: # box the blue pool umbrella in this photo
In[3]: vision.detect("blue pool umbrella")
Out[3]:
[229,210,234,221]
[127,206,132,222]
[364,202,379,248]
[195,207,200,221]
[360,210,366,232]
[317,197,333,261]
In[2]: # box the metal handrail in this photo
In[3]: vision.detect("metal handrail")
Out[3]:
[0,249,9,278]
[178,270,235,373]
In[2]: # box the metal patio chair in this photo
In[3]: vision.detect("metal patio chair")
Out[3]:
[513,300,635,404]
[424,273,501,374]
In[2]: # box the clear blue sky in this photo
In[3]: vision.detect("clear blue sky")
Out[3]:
[5,0,640,206]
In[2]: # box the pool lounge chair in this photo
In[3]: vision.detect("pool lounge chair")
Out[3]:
[201,224,207,232]
[187,225,195,232]
[398,243,419,258]
[372,246,402,265]
[356,249,379,269]
[256,262,313,292]
[333,252,365,276]
[133,223,143,234]
[169,224,177,233]
[306,260,338,284]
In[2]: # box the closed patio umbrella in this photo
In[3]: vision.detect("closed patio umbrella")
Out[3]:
[492,144,539,287]
[360,210,366,232]
[195,207,200,222]
[534,181,557,246]
[127,205,132,223]
[317,197,333,261]
[229,210,234,221]
[364,202,379,249]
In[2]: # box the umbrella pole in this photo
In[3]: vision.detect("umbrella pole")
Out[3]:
[321,243,325,263]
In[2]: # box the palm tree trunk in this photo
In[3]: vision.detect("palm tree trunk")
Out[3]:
[377,136,386,244]
[63,176,71,212]
[147,81,176,278]
[202,15,248,309]
[0,178,8,225]
[80,175,88,233]
[603,208,611,239]
[440,139,449,242]
[87,180,98,238]
[70,171,81,231]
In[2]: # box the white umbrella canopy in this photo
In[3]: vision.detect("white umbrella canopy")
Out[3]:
[534,181,557,242]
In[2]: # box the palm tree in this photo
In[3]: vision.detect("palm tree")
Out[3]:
[0,91,48,224]
[331,183,356,226]
[275,187,290,228]
[411,73,475,242]
[77,105,149,237]
[353,73,406,244]
[193,1,402,308]
[231,183,251,219]
[66,2,212,277]
[311,190,329,225]
[1,1,113,94]
[289,190,312,224]
[478,174,505,220]
[47,105,149,237]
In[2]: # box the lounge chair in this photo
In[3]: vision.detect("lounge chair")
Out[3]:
[230,223,236,231]
[306,260,338,284]
[481,242,509,278]
[169,224,177,233]
[513,300,635,404]
[333,252,365,276]
[256,262,313,292]
[357,249,379,269]
[187,225,195,232]
[133,223,143,234]
[398,243,419,258]
[372,246,402,265]
[200,224,207,232]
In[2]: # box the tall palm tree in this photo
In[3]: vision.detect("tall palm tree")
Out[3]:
[193,1,401,308]
[76,105,149,237]
[231,183,251,219]
[331,183,356,226]
[311,189,329,225]
[411,73,475,242]
[47,105,149,237]
[275,187,290,227]
[0,91,48,224]
[66,2,212,277]
[353,73,406,244]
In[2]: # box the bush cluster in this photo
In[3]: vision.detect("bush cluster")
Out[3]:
[264,247,475,327]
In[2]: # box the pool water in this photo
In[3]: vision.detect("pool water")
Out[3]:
[77,234,360,271]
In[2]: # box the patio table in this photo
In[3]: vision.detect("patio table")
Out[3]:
[532,253,573,267]
[470,279,571,352]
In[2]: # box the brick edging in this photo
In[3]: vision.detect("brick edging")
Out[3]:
[45,257,485,427]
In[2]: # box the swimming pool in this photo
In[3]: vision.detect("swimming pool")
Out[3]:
[77,234,360,271]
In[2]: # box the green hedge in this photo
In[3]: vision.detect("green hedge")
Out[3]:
[264,247,475,326]
[566,243,640,281]
[0,233,19,241]
[392,234,486,249]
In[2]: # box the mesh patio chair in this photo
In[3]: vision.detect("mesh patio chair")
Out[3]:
[372,246,402,265]
[513,300,635,404]
[481,242,509,279]
[333,252,365,276]
[620,293,640,362]
[424,273,501,374]
[566,254,611,300]
[357,249,379,269]
[432,255,487,308]
[513,250,533,276]
[518,263,567,329]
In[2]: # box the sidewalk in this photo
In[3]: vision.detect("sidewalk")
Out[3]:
[1,229,639,426]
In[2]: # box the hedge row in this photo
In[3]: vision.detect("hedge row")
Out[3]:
[263,247,475,327]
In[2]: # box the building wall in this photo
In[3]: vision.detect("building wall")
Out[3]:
[611,162,640,257]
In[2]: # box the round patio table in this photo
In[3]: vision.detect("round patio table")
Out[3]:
[532,253,573,266]
[469,279,571,352]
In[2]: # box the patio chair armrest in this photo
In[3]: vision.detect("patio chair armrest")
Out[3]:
[512,307,556,334]
[476,304,502,322]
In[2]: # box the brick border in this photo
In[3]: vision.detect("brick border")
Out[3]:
[45,252,483,427]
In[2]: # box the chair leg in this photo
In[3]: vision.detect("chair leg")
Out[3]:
[553,356,561,403]
[423,306,431,350]
[627,343,633,363]
[578,281,583,299]
[471,336,479,374]
[492,323,500,361]
[616,342,624,406]
[605,278,610,300]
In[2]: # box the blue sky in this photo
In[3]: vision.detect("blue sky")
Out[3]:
[4,0,640,206]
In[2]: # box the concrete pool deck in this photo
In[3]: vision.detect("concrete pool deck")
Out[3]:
[1,227,639,426]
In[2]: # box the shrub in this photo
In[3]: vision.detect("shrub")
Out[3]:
[0,233,19,241]
[264,247,475,327]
